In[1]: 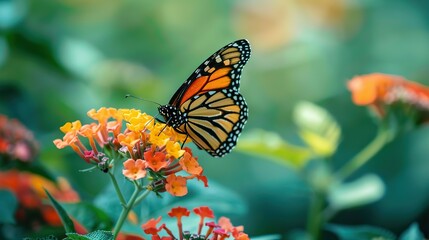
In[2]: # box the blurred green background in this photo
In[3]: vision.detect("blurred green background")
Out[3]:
[1,0,429,237]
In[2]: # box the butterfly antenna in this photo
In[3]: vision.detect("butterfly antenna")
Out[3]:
[144,116,157,129]
[125,94,162,106]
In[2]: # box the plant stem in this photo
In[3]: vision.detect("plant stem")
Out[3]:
[108,171,127,207]
[134,189,151,206]
[335,128,393,182]
[112,182,141,238]
[306,190,324,240]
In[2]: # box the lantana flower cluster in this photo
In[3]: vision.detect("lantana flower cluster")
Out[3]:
[0,170,80,231]
[142,206,249,240]
[54,107,208,197]
[348,73,429,124]
[0,115,38,163]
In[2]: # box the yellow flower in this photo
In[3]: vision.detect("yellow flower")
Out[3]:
[59,120,82,134]
[166,141,185,159]
[120,109,153,132]
[149,123,170,147]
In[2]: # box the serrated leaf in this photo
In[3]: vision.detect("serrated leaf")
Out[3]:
[399,223,424,240]
[293,101,341,157]
[328,174,385,211]
[0,190,17,224]
[45,189,75,233]
[236,129,312,169]
[326,224,396,240]
[66,230,114,240]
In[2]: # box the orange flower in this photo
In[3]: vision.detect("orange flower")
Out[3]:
[118,131,141,159]
[194,206,214,235]
[348,73,429,116]
[87,107,118,125]
[144,146,169,172]
[122,159,147,180]
[179,152,202,175]
[79,123,101,154]
[218,217,249,240]
[142,216,162,235]
[165,174,188,197]
[54,131,88,161]
[168,206,190,240]
[168,206,190,219]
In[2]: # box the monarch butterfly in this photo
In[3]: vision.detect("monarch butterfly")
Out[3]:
[158,39,251,157]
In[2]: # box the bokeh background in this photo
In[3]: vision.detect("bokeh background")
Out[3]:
[1,0,429,237]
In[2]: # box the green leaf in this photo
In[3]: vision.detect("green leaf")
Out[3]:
[326,224,396,240]
[0,190,17,224]
[62,202,113,232]
[293,101,341,157]
[236,129,312,169]
[66,230,114,240]
[44,189,75,233]
[328,174,385,211]
[399,223,424,240]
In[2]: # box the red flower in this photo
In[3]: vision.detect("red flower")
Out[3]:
[194,206,215,235]
[142,216,163,235]
[143,206,249,240]
[144,146,169,172]
[168,207,190,240]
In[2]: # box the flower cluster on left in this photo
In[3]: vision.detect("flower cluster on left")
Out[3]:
[0,115,38,163]
[0,115,81,239]
[54,107,208,197]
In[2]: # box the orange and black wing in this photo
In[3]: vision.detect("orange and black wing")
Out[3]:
[169,39,251,107]
[178,90,248,157]
[163,39,251,157]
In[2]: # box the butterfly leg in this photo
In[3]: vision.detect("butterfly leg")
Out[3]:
[157,118,172,136]
[181,134,189,149]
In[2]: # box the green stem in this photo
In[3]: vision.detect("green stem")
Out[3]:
[112,182,142,238]
[335,128,393,182]
[306,190,324,240]
[108,171,127,207]
[134,189,151,206]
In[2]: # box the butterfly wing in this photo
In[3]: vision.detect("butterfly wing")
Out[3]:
[169,39,251,107]
[164,39,251,157]
[178,90,248,157]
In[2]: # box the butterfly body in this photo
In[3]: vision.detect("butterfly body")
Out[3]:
[159,39,250,157]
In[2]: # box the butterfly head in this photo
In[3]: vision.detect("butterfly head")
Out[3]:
[158,105,186,128]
